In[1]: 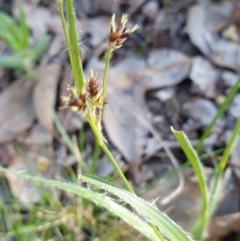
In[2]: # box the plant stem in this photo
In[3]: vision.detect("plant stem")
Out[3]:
[100,142,135,194]
[87,113,134,193]
[57,0,75,78]
[98,46,113,123]
[65,0,85,94]
[87,114,165,240]
[90,139,100,174]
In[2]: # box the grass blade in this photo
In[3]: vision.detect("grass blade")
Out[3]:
[52,107,89,172]
[0,166,161,241]
[19,7,29,50]
[0,12,24,51]
[32,35,51,61]
[171,127,208,240]
[82,174,194,241]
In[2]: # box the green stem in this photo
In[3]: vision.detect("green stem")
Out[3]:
[87,114,165,240]
[87,113,134,193]
[98,46,113,123]
[196,77,240,152]
[65,0,85,93]
[56,0,75,76]
[90,139,101,175]
[100,142,135,194]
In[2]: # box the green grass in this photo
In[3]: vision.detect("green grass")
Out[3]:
[0,8,50,77]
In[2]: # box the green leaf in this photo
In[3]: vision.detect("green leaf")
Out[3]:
[0,11,28,52]
[0,166,160,241]
[0,50,34,70]
[32,35,51,62]
[19,7,29,49]
[82,174,194,241]
[171,127,208,240]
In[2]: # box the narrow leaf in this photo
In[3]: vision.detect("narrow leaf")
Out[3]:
[82,174,194,241]
[0,166,160,241]
[171,127,208,240]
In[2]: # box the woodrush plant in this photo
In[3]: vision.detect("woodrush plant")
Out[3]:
[0,8,50,77]
[57,0,192,240]
[0,0,238,240]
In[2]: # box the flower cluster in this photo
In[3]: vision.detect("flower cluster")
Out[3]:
[61,71,102,116]
[108,14,139,49]
[61,14,138,118]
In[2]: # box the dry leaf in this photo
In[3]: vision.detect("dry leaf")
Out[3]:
[190,56,219,98]
[186,2,240,71]
[80,17,110,47]
[75,0,120,16]
[144,49,191,90]
[187,2,233,54]
[5,160,41,204]
[208,37,240,72]
[186,5,210,55]
[229,93,240,118]
[222,70,239,87]
[143,168,213,231]
[207,212,240,240]
[17,123,52,145]
[26,7,61,42]
[103,85,147,164]
[183,98,218,127]
[0,77,35,143]
[34,35,64,132]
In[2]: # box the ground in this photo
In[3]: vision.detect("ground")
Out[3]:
[0,0,240,240]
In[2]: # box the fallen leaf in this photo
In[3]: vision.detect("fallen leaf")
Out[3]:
[25,7,61,43]
[187,2,240,72]
[5,160,41,204]
[17,123,52,145]
[187,2,233,54]
[144,50,191,90]
[75,0,120,16]
[190,56,219,98]
[0,77,35,143]
[33,35,64,132]
[143,168,214,231]
[222,70,239,87]
[229,93,240,118]
[186,5,210,55]
[183,98,218,127]
[208,37,240,72]
[0,144,15,166]
[80,17,110,47]
[207,212,240,240]
[103,84,147,165]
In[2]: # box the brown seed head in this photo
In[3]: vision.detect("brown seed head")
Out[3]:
[86,71,98,98]
[108,13,139,50]
[61,92,87,113]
